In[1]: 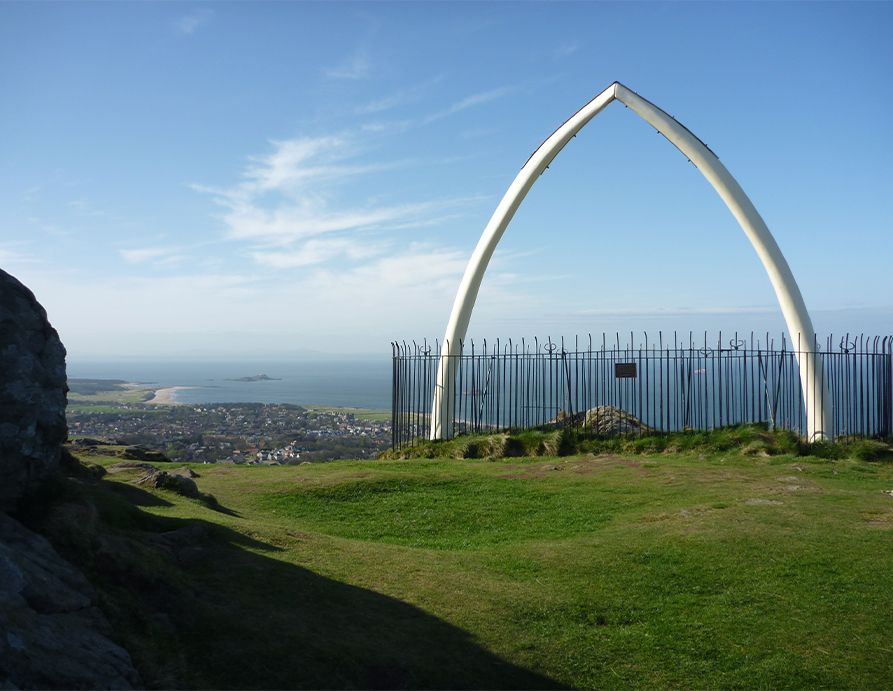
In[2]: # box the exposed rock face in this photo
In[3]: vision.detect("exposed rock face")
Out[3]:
[0,270,141,687]
[0,269,68,511]
[0,512,141,689]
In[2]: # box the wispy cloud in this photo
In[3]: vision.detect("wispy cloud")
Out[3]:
[27,216,74,238]
[553,40,581,59]
[0,244,37,265]
[250,237,383,269]
[198,134,480,257]
[306,243,470,304]
[222,197,475,246]
[181,120,533,346]
[423,85,515,124]
[239,136,407,195]
[571,305,777,317]
[283,241,532,342]
[355,75,444,115]
[322,49,371,80]
[68,199,111,218]
[356,92,412,116]
[119,246,186,265]
[356,82,516,135]
[359,120,413,135]
[174,8,214,36]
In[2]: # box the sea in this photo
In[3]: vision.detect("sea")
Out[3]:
[67,359,392,410]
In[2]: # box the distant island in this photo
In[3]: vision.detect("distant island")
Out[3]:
[226,374,281,382]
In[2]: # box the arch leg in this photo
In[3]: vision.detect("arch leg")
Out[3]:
[430,82,831,441]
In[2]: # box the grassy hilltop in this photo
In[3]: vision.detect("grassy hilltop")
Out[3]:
[19,431,893,689]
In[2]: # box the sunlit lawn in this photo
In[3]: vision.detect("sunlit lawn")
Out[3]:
[67,444,893,689]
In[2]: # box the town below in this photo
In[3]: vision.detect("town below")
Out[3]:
[67,379,390,463]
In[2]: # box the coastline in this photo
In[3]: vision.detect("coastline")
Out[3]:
[146,386,194,405]
[66,362,391,409]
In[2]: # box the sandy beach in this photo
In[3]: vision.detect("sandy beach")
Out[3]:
[146,386,194,405]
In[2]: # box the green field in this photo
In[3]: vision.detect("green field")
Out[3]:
[67,378,158,412]
[26,440,893,689]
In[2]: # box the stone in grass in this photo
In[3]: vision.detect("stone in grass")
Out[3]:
[135,469,200,499]
[134,468,218,509]
[583,406,652,435]
[551,405,651,435]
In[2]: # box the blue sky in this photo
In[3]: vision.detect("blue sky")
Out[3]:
[1,2,891,360]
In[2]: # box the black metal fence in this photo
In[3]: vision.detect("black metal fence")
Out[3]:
[391,333,893,449]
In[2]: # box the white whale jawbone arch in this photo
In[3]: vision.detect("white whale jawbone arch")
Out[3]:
[430,81,832,442]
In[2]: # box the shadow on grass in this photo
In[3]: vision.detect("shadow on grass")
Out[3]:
[101,463,241,517]
[106,481,174,508]
[204,498,241,517]
[18,472,562,690]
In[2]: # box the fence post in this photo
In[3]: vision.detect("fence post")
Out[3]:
[879,336,893,439]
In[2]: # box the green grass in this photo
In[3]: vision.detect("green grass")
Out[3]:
[383,424,893,462]
[67,384,157,406]
[24,441,893,689]
[258,474,631,549]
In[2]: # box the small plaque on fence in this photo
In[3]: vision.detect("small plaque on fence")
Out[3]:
[615,362,637,378]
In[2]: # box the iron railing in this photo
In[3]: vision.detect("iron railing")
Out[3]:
[391,333,893,449]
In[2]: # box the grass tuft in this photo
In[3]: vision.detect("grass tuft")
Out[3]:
[384,424,893,462]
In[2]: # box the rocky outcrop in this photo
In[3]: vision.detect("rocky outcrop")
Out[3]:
[0,269,68,511]
[136,468,201,499]
[70,437,110,447]
[552,405,651,435]
[0,512,141,689]
[0,270,141,688]
[583,405,651,435]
